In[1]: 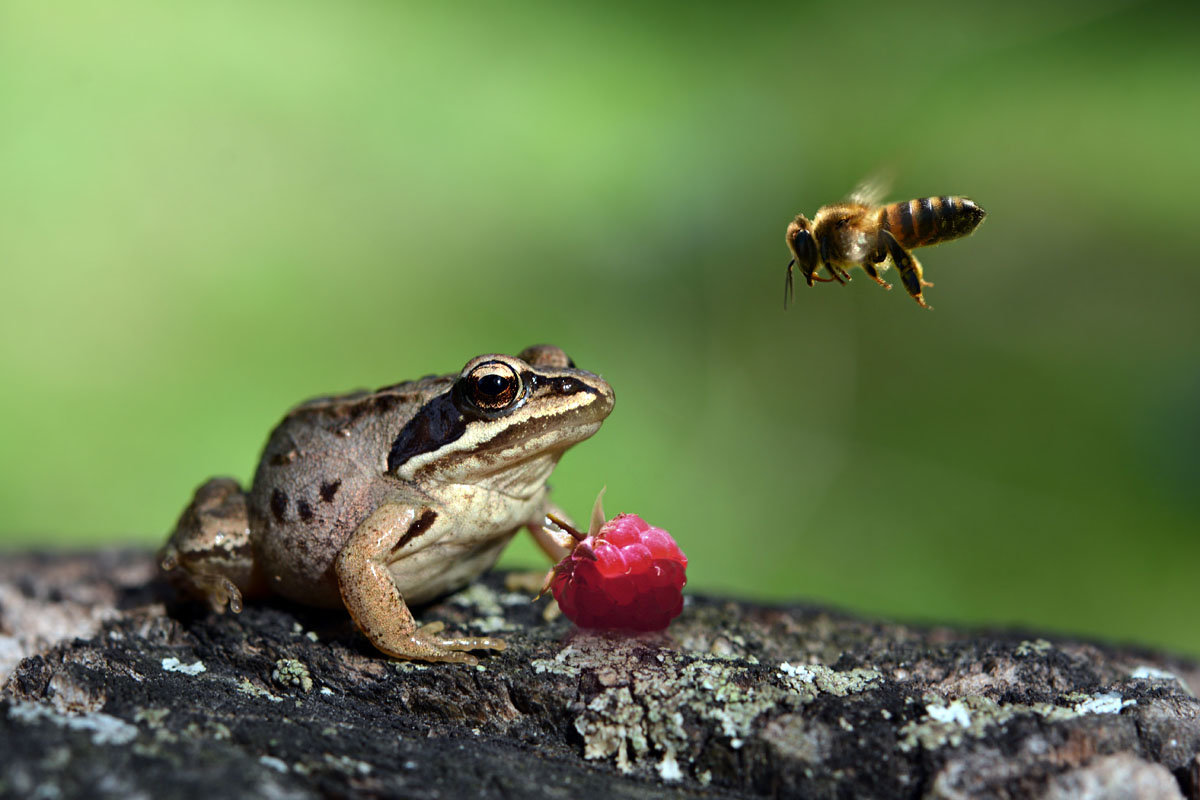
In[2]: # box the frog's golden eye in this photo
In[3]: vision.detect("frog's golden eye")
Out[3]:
[464,361,522,412]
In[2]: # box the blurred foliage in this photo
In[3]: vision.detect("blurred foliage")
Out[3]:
[2,0,1198,653]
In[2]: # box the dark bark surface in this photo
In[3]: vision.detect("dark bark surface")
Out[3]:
[2,549,1198,799]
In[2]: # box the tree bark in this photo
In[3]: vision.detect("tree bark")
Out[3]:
[2,549,1198,799]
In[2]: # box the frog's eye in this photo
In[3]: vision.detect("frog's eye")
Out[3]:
[464,361,522,412]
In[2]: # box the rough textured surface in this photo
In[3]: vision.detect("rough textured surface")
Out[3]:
[2,549,1199,800]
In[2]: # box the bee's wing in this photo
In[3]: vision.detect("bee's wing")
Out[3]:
[848,171,893,206]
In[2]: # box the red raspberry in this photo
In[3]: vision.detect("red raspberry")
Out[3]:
[548,509,687,632]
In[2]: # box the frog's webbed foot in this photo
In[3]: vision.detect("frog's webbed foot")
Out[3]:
[408,622,506,665]
[161,546,246,613]
[364,621,504,665]
[161,477,256,613]
[337,499,507,664]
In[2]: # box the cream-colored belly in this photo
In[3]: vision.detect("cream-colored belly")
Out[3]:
[389,530,516,605]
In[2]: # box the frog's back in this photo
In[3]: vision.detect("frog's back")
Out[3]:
[248,375,454,604]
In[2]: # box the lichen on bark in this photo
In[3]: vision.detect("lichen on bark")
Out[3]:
[2,549,1199,799]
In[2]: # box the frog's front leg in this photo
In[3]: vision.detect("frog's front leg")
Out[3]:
[335,500,506,665]
[527,501,578,563]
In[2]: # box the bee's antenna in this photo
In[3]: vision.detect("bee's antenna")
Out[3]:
[784,259,795,309]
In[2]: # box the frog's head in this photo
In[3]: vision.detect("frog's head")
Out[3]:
[388,345,613,495]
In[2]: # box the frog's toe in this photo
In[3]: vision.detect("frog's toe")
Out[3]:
[167,567,245,613]
[434,633,507,653]
[208,575,245,613]
[406,623,505,664]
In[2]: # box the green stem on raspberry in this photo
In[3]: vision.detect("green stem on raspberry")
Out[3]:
[546,512,585,542]
[588,487,608,537]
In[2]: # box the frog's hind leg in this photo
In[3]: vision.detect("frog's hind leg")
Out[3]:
[880,229,933,309]
[335,500,506,664]
[161,477,263,613]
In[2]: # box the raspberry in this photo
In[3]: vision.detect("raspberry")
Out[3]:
[546,496,687,632]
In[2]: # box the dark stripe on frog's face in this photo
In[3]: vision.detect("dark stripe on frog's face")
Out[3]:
[386,391,468,473]
[386,351,614,480]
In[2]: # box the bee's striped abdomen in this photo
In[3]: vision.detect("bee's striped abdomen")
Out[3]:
[879,196,986,249]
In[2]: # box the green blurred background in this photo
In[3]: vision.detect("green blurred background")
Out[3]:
[2,1,1198,653]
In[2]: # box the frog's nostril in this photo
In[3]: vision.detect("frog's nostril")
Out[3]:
[558,378,581,394]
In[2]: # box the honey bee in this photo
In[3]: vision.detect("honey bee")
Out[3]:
[784,184,986,309]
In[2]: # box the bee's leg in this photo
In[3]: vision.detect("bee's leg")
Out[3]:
[861,239,893,290]
[818,237,849,284]
[881,230,932,309]
[862,261,892,290]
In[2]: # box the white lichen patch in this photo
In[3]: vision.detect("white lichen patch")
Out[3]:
[449,582,504,617]
[161,657,206,676]
[576,686,648,772]
[926,699,973,729]
[324,753,372,776]
[1015,639,1053,657]
[1131,665,1178,681]
[542,637,883,779]
[658,751,683,782]
[683,661,782,747]
[1131,665,1193,695]
[899,690,1138,752]
[235,677,284,703]
[259,755,289,773]
[901,696,1023,751]
[444,582,518,633]
[499,590,538,607]
[778,662,882,701]
[272,659,314,693]
[8,700,138,747]
[1066,691,1135,715]
[467,615,512,634]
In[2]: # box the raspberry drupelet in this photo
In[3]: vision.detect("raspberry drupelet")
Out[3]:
[544,493,687,631]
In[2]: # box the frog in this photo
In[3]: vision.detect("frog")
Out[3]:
[159,344,614,664]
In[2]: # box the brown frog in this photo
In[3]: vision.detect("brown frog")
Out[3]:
[160,345,614,664]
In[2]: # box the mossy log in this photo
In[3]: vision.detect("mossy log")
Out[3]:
[2,549,1198,799]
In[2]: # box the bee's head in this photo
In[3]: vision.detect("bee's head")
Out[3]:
[786,215,820,284]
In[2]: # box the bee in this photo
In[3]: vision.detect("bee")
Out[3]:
[784,183,986,309]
